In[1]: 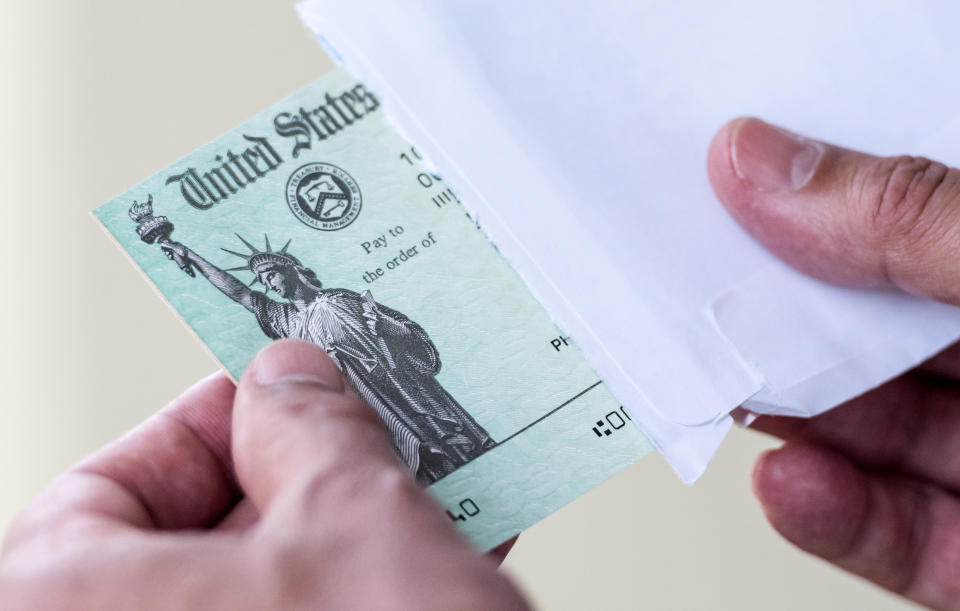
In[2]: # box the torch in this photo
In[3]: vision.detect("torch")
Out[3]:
[128,195,195,277]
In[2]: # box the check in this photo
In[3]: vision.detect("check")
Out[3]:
[94,66,652,550]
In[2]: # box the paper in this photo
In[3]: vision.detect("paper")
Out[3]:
[93,67,653,550]
[297,0,960,481]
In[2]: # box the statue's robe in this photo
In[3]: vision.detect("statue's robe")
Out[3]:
[250,288,495,483]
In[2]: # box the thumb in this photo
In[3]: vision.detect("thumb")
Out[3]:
[231,339,405,517]
[708,117,960,304]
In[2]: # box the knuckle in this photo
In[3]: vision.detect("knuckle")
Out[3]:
[278,393,385,443]
[273,464,420,539]
[268,431,407,518]
[259,537,332,607]
[312,457,414,511]
[256,384,379,434]
[866,155,952,242]
[886,481,934,596]
[365,466,422,507]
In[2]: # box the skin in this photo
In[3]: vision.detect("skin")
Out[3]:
[708,117,960,609]
[0,340,528,610]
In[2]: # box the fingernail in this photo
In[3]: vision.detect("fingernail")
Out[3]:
[252,340,344,392]
[731,118,824,192]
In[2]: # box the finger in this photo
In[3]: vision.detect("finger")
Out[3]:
[231,340,526,610]
[6,372,239,548]
[0,533,265,611]
[753,442,960,608]
[232,339,419,520]
[751,374,960,491]
[708,117,960,304]
[214,497,259,533]
[917,340,960,380]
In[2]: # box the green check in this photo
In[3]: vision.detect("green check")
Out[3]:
[94,66,652,550]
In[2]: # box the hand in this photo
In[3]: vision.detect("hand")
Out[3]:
[160,240,188,260]
[160,240,196,277]
[0,340,527,610]
[708,118,960,608]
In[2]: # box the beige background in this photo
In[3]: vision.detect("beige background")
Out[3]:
[0,2,915,609]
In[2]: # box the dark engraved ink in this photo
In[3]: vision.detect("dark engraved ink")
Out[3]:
[131,205,495,485]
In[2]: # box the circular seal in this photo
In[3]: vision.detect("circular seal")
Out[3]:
[285,163,362,231]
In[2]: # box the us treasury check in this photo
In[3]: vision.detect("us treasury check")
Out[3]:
[93,66,653,550]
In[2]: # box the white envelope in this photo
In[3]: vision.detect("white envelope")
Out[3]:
[297,0,960,482]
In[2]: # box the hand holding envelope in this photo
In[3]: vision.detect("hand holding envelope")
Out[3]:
[300,0,960,481]
[709,117,960,610]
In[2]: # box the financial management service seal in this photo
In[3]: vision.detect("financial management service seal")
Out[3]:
[285,162,362,231]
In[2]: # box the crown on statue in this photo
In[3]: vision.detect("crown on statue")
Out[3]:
[222,234,300,286]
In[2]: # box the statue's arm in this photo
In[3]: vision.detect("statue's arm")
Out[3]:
[162,242,258,312]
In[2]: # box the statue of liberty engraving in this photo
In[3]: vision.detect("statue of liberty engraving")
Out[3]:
[129,200,495,484]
